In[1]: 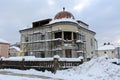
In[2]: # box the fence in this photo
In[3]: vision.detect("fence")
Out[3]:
[0,57,83,73]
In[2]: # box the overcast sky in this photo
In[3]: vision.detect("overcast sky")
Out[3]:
[0,0,120,46]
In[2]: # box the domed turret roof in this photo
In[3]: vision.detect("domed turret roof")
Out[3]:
[54,8,75,19]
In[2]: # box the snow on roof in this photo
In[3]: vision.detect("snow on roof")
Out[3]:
[10,46,20,51]
[49,18,90,31]
[49,18,78,24]
[0,38,9,44]
[98,44,115,50]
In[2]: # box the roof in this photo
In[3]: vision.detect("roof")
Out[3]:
[98,45,115,50]
[49,18,77,24]
[0,38,9,44]
[49,20,95,35]
[19,9,95,35]
[49,18,89,28]
[32,19,52,28]
[54,11,75,19]
[54,7,75,19]
[10,46,20,51]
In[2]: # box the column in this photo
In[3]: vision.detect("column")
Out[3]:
[62,31,64,40]
[72,32,73,40]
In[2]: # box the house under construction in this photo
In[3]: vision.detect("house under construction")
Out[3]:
[19,8,97,59]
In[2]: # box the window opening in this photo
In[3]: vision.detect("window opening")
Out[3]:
[64,32,72,40]
[73,32,77,40]
[55,32,62,38]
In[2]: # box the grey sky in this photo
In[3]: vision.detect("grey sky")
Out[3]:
[0,0,120,46]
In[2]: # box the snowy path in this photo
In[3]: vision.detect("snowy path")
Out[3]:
[0,70,63,80]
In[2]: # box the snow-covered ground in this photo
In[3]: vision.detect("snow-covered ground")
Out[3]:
[0,56,119,80]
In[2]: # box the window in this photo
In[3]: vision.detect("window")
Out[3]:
[55,32,62,38]
[104,51,106,54]
[41,35,45,40]
[25,37,28,42]
[91,38,93,47]
[24,52,28,56]
[112,51,114,53]
[64,32,72,40]
[41,52,45,58]
[77,44,82,50]
[81,35,85,41]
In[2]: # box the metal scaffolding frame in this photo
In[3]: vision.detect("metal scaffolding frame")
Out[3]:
[20,25,86,58]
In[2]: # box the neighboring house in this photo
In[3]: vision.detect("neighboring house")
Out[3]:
[98,42,116,58]
[19,8,97,59]
[9,46,20,57]
[0,38,9,58]
[11,42,20,48]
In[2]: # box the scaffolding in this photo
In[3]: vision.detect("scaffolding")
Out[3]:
[20,21,85,57]
[18,43,28,56]
[20,25,86,58]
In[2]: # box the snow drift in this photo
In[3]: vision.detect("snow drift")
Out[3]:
[56,55,120,80]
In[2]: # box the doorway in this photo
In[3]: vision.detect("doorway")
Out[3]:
[65,49,72,58]
[41,52,45,58]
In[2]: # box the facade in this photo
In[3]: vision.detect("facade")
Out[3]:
[20,9,96,59]
[9,46,20,57]
[98,43,116,58]
[0,39,9,58]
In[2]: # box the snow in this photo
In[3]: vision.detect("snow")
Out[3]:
[78,22,89,29]
[49,18,78,24]
[49,18,89,29]
[2,56,53,61]
[98,44,115,50]
[53,55,60,59]
[49,18,90,29]
[0,55,119,80]
[109,58,120,64]
[22,38,62,43]
[76,50,83,53]
[2,56,83,61]
[10,46,20,51]
[64,44,72,47]
[20,26,32,30]
[58,56,120,80]
[76,40,83,43]
[52,48,62,51]
[0,38,9,44]
[0,74,43,80]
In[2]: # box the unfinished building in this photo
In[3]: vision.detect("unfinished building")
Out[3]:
[19,8,96,59]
